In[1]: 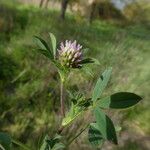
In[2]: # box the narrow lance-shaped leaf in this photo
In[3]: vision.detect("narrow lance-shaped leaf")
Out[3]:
[49,33,57,59]
[93,107,118,144]
[88,123,104,148]
[34,36,53,59]
[37,49,53,59]
[92,68,112,102]
[80,58,100,65]
[34,36,49,50]
[97,92,142,109]
[80,58,94,64]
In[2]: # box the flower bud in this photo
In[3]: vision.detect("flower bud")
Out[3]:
[58,40,83,68]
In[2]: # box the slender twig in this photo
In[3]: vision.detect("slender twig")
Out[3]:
[67,124,89,146]
[12,139,31,150]
[60,80,65,117]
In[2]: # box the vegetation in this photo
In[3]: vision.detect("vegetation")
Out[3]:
[0,0,150,150]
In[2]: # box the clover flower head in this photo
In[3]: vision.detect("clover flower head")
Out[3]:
[58,40,83,68]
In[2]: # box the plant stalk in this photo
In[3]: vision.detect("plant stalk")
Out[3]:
[60,79,65,117]
[67,124,89,146]
[12,139,31,150]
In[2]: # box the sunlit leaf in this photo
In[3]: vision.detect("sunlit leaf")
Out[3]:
[62,103,84,126]
[97,92,142,109]
[115,126,122,132]
[92,68,112,102]
[62,96,91,126]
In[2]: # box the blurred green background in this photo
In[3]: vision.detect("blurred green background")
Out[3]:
[0,0,150,149]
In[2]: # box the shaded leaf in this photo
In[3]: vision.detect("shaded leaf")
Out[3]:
[92,68,112,102]
[94,107,118,144]
[34,36,53,59]
[12,139,30,150]
[34,36,49,50]
[97,92,142,109]
[37,49,53,59]
[80,58,94,64]
[80,58,100,65]
[0,132,11,150]
[88,123,104,147]
[40,134,64,150]
[40,135,51,150]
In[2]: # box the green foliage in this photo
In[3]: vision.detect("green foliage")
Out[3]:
[97,92,142,109]
[0,132,31,150]
[87,68,142,148]
[93,107,118,145]
[62,93,91,126]
[0,132,11,150]
[88,123,104,147]
[40,135,65,150]
[60,67,142,148]
[12,139,31,150]
[34,36,53,60]
[80,58,94,64]
[49,33,57,59]
[0,1,148,150]
[92,67,112,102]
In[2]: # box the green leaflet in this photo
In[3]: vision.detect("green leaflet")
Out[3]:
[92,68,112,102]
[93,107,118,144]
[97,92,142,109]
[40,134,64,150]
[34,36,53,60]
[40,135,50,150]
[49,33,57,59]
[88,123,104,148]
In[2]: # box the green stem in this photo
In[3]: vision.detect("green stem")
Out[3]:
[67,124,89,146]
[60,79,65,117]
[12,139,31,150]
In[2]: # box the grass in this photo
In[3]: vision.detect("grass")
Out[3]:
[0,1,150,150]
